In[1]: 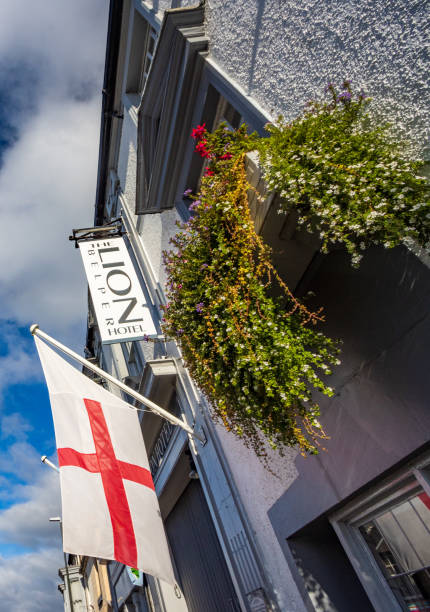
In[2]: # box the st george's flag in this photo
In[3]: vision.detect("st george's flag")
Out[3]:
[35,335,175,585]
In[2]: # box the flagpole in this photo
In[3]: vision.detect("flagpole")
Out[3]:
[30,324,205,443]
[41,455,60,472]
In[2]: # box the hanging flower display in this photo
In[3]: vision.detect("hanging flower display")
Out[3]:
[258,82,430,266]
[162,124,339,457]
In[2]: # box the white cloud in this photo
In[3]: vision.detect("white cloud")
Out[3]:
[0,443,63,610]
[0,2,109,608]
[0,548,64,612]
[0,323,41,392]
[0,0,107,99]
[0,96,102,341]
[0,441,45,484]
[0,0,108,348]
[0,467,61,548]
[1,412,33,441]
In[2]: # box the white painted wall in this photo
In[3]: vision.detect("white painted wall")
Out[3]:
[214,424,307,611]
[117,99,180,297]
[117,99,138,206]
[112,2,430,609]
[199,2,430,598]
[116,104,305,608]
[206,0,430,158]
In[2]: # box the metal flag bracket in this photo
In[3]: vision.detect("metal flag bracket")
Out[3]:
[31,324,205,444]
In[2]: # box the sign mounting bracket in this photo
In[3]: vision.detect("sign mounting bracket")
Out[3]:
[69,218,124,248]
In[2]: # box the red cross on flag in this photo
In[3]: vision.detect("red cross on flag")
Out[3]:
[35,336,175,585]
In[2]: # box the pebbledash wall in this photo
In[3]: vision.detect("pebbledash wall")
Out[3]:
[92,2,305,610]
[89,1,430,611]
[112,6,305,612]
[206,0,430,158]
[105,16,302,612]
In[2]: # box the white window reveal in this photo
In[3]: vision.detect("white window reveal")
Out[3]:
[126,9,157,96]
[139,26,157,94]
[105,170,120,220]
[79,237,157,343]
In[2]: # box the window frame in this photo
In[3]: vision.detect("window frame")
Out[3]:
[330,452,430,612]
[124,2,160,97]
[135,6,208,215]
[175,60,271,219]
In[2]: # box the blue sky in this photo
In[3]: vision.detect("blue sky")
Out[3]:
[0,2,108,609]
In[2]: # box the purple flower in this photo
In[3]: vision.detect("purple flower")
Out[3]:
[337,91,352,102]
[176,329,184,335]
[195,302,204,313]
[200,263,209,269]
[188,200,201,211]
[325,82,334,92]
[183,188,192,197]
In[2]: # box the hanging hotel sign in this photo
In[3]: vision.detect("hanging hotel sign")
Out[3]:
[79,236,157,343]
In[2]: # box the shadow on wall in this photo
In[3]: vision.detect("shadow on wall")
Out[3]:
[289,518,373,612]
[247,0,266,95]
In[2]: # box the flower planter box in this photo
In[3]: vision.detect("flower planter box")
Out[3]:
[245,151,322,292]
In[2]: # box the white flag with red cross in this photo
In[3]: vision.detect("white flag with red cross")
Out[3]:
[35,335,175,585]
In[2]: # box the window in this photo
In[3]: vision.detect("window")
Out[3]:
[121,341,144,379]
[331,456,430,611]
[139,26,157,94]
[135,6,207,214]
[184,85,242,198]
[148,397,180,478]
[360,491,430,611]
[105,170,120,220]
[125,11,157,95]
[212,89,242,130]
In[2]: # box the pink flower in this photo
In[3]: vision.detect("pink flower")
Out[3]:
[191,123,206,140]
[219,152,232,160]
[195,140,211,158]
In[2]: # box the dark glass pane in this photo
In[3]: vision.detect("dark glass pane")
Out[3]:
[148,34,155,56]
[223,102,241,129]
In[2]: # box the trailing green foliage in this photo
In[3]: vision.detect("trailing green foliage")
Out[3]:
[162,124,339,457]
[162,84,429,458]
[258,82,430,266]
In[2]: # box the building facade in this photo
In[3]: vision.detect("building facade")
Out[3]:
[58,561,87,612]
[80,1,430,611]
[59,554,115,611]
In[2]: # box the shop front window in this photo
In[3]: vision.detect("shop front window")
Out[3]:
[331,458,430,612]
[360,491,430,611]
